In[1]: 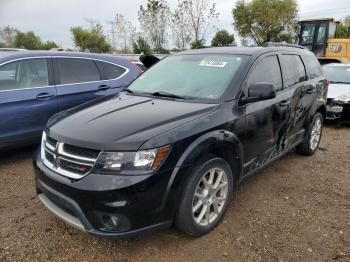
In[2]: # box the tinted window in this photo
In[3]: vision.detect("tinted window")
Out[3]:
[248,55,283,92]
[128,54,245,101]
[57,58,100,84]
[302,56,323,79]
[0,58,49,91]
[95,61,126,80]
[279,55,307,88]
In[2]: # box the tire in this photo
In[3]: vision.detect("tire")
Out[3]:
[175,154,234,237]
[296,112,323,156]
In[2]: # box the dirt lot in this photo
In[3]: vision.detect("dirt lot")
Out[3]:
[0,125,349,262]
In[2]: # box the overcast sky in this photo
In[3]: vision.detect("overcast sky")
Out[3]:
[1,0,350,48]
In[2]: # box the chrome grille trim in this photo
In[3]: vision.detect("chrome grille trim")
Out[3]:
[45,143,55,152]
[41,134,100,179]
[58,143,96,163]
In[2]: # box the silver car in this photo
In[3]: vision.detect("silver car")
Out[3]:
[323,63,350,125]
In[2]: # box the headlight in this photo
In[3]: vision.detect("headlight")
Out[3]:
[94,145,171,174]
[334,92,350,103]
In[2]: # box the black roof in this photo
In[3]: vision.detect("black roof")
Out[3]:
[176,46,314,57]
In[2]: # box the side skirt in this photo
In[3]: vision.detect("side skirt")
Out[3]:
[239,139,304,184]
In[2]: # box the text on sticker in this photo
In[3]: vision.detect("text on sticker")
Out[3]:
[199,60,227,68]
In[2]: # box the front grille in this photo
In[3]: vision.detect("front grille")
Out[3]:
[42,135,100,179]
[63,144,99,159]
[45,151,54,164]
[59,158,92,175]
[46,136,57,148]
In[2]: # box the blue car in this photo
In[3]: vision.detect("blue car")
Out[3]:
[0,51,142,150]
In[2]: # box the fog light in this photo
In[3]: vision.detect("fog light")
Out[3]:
[102,215,120,230]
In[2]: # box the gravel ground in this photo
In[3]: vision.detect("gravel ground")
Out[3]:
[0,125,349,262]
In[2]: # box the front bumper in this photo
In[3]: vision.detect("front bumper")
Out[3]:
[33,151,179,238]
[326,102,350,122]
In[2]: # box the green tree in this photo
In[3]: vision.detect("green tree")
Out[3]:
[14,31,43,49]
[0,26,18,47]
[171,0,191,50]
[232,0,298,45]
[178,0,219,42]
[0,42,6,48]
[41,40,59,50]
[133,36,151,54]
[138,0,170,52]
[190,39,205,49]
[71,24,111,53]
[336,15,350,38]
[211,30,235,46]
[240,38,249,46]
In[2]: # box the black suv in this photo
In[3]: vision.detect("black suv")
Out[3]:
[34,46,327,238]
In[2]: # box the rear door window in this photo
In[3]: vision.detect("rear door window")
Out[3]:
[57,58,100,85]
[95,61,126,80]
[0,58,49,91]
[247,55,283,92]
[279,55,307,88]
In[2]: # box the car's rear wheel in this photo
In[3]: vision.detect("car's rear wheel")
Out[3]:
[175,155,234,237]
[296,112,323,156]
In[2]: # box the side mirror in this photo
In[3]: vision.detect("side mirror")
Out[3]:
[139,54,160,69]
[241,82,276,103]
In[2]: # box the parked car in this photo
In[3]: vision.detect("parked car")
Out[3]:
[34,45,327,238]
[0,48,28,52]
[0,51,141,150]
[323,63,350,125]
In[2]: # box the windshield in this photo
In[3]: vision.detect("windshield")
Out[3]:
[323,65,350,84]
[127,54,245,101]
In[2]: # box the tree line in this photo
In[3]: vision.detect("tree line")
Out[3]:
[1,0,349,53]
[0,26,59,50]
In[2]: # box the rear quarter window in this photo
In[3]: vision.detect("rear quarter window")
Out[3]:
[95,61,127,80]
[302,56,323,79]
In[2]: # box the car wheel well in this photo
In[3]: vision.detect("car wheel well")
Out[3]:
[207,146,241,183]
[317,105,326,120]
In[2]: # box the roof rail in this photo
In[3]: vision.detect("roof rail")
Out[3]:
[262,42,306,50]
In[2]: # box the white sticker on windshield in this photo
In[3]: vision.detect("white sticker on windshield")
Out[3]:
[199,60,227,68]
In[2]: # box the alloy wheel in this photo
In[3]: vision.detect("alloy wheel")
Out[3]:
[192,167,228,226]
[310,117,322,151]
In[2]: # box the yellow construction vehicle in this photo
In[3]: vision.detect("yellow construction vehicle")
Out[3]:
[298,18,350,64]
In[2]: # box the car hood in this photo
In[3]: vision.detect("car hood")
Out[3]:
[47,93,219,151]
[327,83,350,99]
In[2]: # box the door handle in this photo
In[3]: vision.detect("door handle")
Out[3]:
[98,84,111,91]
[279,100,290,107]
[36,93,55,100]
[306,87,315,94]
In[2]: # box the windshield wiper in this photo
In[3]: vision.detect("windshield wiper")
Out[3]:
[329,81,350,84]
[124,89,134,94]
[151,91,185,99]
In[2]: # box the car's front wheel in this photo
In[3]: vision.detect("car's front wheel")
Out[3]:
[175,155,234,237]
[296,112,323,156]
